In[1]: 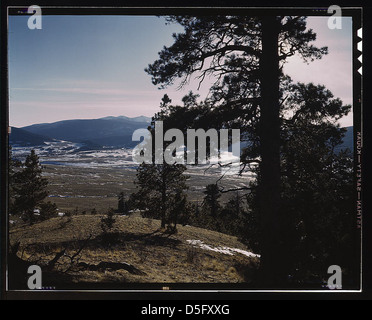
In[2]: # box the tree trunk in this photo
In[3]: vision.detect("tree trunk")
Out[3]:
[161,176,167,229]
[259,15,285,287]
[28,210,35,226]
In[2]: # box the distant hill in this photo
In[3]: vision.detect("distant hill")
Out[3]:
[336,126,353,152]
[20,116,152,148]
[100,115,152,123]
[9,127,54,147]
[13,117,353,151]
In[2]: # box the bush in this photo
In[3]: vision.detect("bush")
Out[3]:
[39,201,58,221]
[100,208,118,247]
[101,208,116,231]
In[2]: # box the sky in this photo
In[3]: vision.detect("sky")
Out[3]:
[8,14,353,128]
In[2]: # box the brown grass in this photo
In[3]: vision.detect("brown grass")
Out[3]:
[9,214,259,287]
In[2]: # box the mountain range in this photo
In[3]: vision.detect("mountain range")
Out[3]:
[10,116,152,149]
[10,116,354,151]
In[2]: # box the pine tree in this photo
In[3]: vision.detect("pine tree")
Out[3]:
[39,201,58,221]
[203,184,221,218]
[242,82,355,285]
[117,192,127,214]
[12,150,49,225]
[168,190,190,233]
[145,14,328,286]
[219,191,248,236]
[132,162,189,230]
[9,145,22,215]
[100,208,117,247]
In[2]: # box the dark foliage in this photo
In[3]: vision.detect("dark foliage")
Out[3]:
[144,14,356,286]
[131,162,190,231]
[10,149,49,225]
[117,191,129,215]
[145,15,331,286]
[39,201,58,221]
[100,208,118,247]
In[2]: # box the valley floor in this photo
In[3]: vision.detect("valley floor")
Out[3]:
[12,143,254,214]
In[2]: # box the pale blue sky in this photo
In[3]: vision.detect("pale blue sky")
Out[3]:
[8,15,353,127]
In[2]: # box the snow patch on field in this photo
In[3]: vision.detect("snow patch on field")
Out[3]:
[186,240,260,258]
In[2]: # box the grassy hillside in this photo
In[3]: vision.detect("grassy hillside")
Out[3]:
[9,214,259,289]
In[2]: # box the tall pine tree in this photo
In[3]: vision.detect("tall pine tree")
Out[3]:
[145,14,328,286]
[132,162,189,230]
[12,150,49,225]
